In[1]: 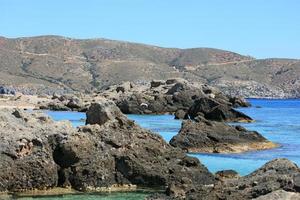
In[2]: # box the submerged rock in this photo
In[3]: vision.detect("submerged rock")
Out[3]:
[215,170,240,180]
[169,118,277,153]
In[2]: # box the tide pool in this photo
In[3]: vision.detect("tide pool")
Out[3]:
[46,99,300,176]
[7,191,150,200]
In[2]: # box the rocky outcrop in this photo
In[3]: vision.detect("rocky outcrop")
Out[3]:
[0,109,73,192]
[1,102,299,200]
[36,79,252,123]
[39,94,88,112]
[174,109,188,120]
[229,96,251,108]
[0,99,215,193]
[149,159,300,200]
[103,79,209,114]
[210,159,300,200]
[0,86,16,95]
[188,97,252,122]
[169,117,277,153]
[215,170,239,180]
[81,99,215,190]
[101,79,251,118]
[253,190,300,200]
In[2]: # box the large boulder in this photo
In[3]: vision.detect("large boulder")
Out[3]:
[0,109,73,192]
[174,109,188,120]
[229,96,251,108]
[82,100,215,189]
[86,99,127,125]
[188,97,252,122]
[169,118,277,153]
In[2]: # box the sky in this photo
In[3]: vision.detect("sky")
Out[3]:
[1,0,300,58]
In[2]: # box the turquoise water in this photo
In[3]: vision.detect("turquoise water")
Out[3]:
[7,192,149,200]
[194,99,300,175]
[46,99,300,176]
[46,111,86,127]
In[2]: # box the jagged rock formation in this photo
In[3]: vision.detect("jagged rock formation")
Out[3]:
[37,78,251,120]
[100,79,251,118]
[169,117,277,153]
[102,79,213,114]
[0,36,299,98]
[39,94,88,112]
[210,159,300,200]
[0,100,215,193]
[148,159,300,199]
[0,109,71,191]
[187,97,252,122]
[0,99,299,200]
[253,190,300,200]
[0,86,16,95]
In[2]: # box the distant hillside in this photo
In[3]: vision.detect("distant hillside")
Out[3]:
[0,35,299,98]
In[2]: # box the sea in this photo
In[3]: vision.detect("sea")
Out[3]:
[12,99,300,199]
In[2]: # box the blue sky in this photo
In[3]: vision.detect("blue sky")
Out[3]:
[1,0,299,58]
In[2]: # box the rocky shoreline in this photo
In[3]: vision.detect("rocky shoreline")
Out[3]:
[0,79,298,199]
[0,101,214,194]
[169,119,278,153]
[1,79,274,155]
[0,99,296,199]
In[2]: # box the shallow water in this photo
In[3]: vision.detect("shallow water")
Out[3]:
[9,191,149,200]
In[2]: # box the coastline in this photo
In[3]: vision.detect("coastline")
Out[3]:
[0,186,162,198]
[186,141,279,154]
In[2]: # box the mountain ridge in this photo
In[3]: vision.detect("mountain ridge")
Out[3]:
[0,35,299,98]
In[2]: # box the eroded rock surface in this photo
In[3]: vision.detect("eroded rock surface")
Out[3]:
[211,159,300,200]
[148,159,300,200]
[35,79,251,124]
[253,190,300,200]
[100,79,251,120]
[81,99,215,190]
[188,97,252,122]
[0,99,215,193]
[169,117,277,153]
[0,109,73,191]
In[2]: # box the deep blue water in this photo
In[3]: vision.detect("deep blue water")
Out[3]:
[46,99,300,176]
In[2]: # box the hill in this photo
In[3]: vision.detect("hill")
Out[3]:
[0,35,299,98]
